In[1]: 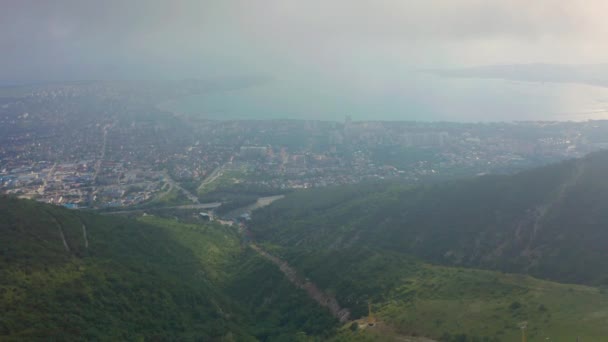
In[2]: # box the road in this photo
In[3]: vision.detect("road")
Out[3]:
[39,162,57,194]
[102,202,222,215]
[92,125,109,183]
[197,165,225,193]
[222,195,285,219]
[163,170,200,204]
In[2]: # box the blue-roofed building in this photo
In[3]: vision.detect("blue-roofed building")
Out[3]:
[63,203,78,209]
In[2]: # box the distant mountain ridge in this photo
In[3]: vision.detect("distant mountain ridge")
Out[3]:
[430,63,608,88]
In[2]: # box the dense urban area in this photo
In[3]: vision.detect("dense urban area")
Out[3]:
[2,81,608,212]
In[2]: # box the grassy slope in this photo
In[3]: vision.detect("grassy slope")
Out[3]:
[269,246,608,341]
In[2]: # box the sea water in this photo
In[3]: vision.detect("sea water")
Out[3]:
[161,72,608,122]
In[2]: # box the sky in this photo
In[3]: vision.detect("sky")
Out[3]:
[3,0,608,121]
[3,0,608,82]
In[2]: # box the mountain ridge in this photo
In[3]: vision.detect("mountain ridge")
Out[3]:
[251,150,608,286]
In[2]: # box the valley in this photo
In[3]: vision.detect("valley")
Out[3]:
[4,151,608,341]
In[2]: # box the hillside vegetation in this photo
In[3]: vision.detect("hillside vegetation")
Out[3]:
[0,196,337,341]
[5,151,608,341]
[267,245,608,341]
[251,150,608,286]
[248,151,608,340]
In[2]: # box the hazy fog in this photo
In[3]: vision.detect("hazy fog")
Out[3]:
[4,0,608,121]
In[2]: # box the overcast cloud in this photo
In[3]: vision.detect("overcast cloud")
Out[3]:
[3,0,608,82]
[3,1,608,121]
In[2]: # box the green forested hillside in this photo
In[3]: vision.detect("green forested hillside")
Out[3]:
[251,150,608,286]
[0,196,337,341]
[5,149,608,341]
[247,151,608,340]
[267,245,608,341]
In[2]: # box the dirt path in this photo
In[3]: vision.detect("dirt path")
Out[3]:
[46,211,71,252]
[249,243,351,322]
[233,222,437,341]
[249,243,438,341]
[82,224,89,248]
[515,160,586,254]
